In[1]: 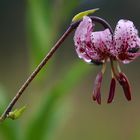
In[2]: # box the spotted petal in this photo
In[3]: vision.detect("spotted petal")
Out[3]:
[89,29,112,61]
[74,16,93,62]
[113,19,140,63]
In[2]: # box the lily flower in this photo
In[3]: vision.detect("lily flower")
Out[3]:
[74,16,140,104]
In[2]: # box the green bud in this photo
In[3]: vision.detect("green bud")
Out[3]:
[72,8,99,22]
[7,106,26,120]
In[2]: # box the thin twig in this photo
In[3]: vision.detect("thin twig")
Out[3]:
[0,25,74,121]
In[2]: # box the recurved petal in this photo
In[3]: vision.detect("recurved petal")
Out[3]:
[74,16,93,45]
[113,19,140,54]
[75,46,91,63]
[74,16,93,62]
[91,29,112,52]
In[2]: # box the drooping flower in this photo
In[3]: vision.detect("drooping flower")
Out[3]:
[74,16,112,63]
[74,16,140,104]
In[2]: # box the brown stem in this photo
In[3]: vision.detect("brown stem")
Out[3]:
[90,16,113,34]
[0,26,74,121]
[0,16,113,121]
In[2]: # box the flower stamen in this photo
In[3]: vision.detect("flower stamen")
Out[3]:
[116,61,121,73]
[92,63,106,104]
[110,59,118,78]
[107,78,116,103]
[101,62,107,74]
[117,72,132,101]
[92,72,103,104]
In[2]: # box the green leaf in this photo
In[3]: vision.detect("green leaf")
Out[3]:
[7,106,26,120]
[72,8,99,22]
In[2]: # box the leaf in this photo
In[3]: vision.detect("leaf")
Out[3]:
[72,8,99,22]
[7,106,26,120]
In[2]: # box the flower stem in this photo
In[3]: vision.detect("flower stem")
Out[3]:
[90,16,113,34]
[0,26,74,121]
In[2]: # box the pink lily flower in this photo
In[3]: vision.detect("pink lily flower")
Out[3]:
[74,16,140,104]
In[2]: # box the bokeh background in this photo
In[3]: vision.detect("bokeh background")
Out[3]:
[0,0,140,140]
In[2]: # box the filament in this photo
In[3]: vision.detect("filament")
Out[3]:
[101,62,106,74]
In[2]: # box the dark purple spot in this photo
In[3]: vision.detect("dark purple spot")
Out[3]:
[79,48,85,53]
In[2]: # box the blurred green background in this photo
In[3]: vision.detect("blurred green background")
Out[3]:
[0,0,140,140]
